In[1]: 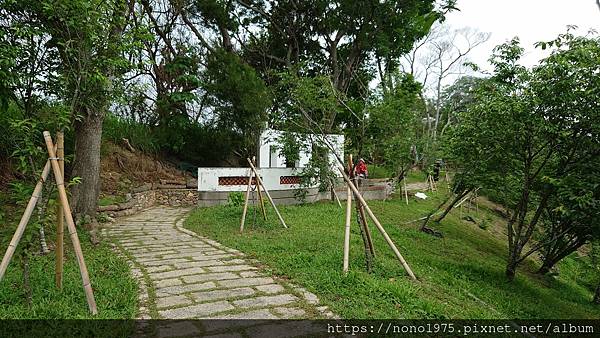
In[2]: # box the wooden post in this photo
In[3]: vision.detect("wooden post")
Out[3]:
[338,166,417,280]
[343,181,352,274]
[252,157,267,220]
[347,155,374,258]
[246,158,287,228]
[43,131,98,315]
[403,179,409,205]
[240,169,253,233]
[0,159,52,281]
[330,179,342,208]
[55,132,64,289]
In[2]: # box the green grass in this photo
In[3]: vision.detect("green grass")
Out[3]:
[404,169,428,184]
[0,232,138,320]
[368,165,392,179]
[98,195,126,206]
[184,191,600,319]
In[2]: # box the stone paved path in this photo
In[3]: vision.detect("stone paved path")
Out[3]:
[102,207,335,328]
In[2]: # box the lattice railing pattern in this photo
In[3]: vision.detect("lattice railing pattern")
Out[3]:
[280,176,301,185]
[218,176,257,186]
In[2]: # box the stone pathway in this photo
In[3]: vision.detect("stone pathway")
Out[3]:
[102,207,336,329]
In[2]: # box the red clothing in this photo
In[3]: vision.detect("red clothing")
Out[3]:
[356,161,368,177]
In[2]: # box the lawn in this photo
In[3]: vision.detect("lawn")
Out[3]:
[0,223,138,319]
[185,190,600,319]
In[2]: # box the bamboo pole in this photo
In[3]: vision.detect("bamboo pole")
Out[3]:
[240,169,253,233]
[246,158,287,228]
[252,157,267,220]
[43,131,98,315]
[0,159,53,281]
[330,179,342,208]
[403,179,409,205]
[343,180,352,274]
[55,131,64,289]
[338,166,417,280]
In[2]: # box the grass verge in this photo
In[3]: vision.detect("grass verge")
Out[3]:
[0,230,138,319]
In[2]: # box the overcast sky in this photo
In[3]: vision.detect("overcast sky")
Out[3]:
[444,0,600,72]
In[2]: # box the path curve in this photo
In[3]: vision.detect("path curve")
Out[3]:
[103,207,335,324]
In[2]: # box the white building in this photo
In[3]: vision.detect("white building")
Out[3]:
[257,129,344,170]
[197,129,344,204]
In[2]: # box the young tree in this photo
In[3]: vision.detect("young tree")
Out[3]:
[447,31,600,280]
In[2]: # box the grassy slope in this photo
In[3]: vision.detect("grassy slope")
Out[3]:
[185,190,600,319]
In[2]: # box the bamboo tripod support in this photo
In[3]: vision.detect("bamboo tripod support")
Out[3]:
[348,155,374,258]
[0,132,98,315]
[343,180,352,274]
[0,156,53,281]
[55,132,65,289]
[338,166,417,280]
[245,158,288,229]
[403,179,409,205]
[240,168,254,233]
[252,157,267,221]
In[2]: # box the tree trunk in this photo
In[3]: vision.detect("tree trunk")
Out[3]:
[433,188,472,223]
[506,245,521,281]
[70,111,105,222]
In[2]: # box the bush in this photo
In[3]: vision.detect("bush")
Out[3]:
[227,192,245,207]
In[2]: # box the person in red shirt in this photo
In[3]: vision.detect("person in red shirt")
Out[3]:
[356,158,368,179]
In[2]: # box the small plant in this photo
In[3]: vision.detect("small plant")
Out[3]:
[228,191,245,207]
[8,181,34,206]
[479,217,492,230]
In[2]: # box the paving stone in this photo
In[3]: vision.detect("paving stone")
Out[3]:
[190,287,255,303]
[146,265,175,273]
[156,281,217,297]
[156,295,193,309]
[143,258,191,266]
[294,288,319,305]
[155,278,182,288]
[181,272,238,284]
[218,277,274,288]
[239,271,259,278]
[255,284,285,294]
[190,254,235,261]
[159,301,234,319]
[150,267,207,280]
[207,265,256,273]
[172,260,224,269]
[221,258,246,265]
[272,307,306,318]
[233,294,298,309]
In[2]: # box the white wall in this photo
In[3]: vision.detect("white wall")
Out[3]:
[197,167,315,192]
[257,129,344,172]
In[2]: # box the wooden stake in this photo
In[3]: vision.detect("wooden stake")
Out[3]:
[247,158,287,228]
[240,169,253,233]
[403,179,409,205]
[252,157,267,220]
[346,155,375,258]
[330,179,342,208]
[43,131,98,315]
[0,159,52,281]
[343,181,352,274]
[338,166,417,280]
[55,131,64,289]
